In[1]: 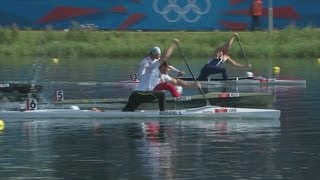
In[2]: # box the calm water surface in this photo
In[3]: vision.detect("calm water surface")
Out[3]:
[0,57,320,179]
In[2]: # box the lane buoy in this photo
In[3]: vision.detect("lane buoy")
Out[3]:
[52,58,59,64]
[0,120,5,131]
[273,66,280,75]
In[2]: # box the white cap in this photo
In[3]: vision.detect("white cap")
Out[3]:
[149,46,161,55]
[246,72,254,77]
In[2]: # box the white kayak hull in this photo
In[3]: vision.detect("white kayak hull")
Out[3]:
[119,77,306,87]
[0,106,281,120]
[49,92,275,110]
[180,77,307,86]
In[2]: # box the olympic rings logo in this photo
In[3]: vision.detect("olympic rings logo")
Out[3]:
[153,0,211,23]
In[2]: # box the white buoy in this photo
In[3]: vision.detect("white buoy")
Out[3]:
[70,105,80,110]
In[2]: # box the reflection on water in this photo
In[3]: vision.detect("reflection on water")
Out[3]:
[0,118,280,179]
[0,57,320,179]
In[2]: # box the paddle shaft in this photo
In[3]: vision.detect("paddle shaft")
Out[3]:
[176,44,210,106]
[236,36,251,72]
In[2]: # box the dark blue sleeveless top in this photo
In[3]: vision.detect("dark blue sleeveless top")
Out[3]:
[207,58,224,66]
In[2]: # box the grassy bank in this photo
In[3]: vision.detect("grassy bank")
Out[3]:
[0,27,319,58]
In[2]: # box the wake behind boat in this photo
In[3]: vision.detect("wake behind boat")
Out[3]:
[0,105,281,120]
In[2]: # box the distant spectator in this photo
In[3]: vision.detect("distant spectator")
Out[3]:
[250,0,263,31]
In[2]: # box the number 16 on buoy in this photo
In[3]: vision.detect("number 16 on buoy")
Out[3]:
[26,97,38,111]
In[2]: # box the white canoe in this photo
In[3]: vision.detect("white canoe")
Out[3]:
[49,92,275,110]
[180,76,307,86]
[0,105,281,120]
[119,76,306,87]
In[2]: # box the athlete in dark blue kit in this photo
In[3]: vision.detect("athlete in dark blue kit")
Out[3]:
[198,32,251,80]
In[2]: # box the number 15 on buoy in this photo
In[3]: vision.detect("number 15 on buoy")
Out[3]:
[55,90,64,101]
